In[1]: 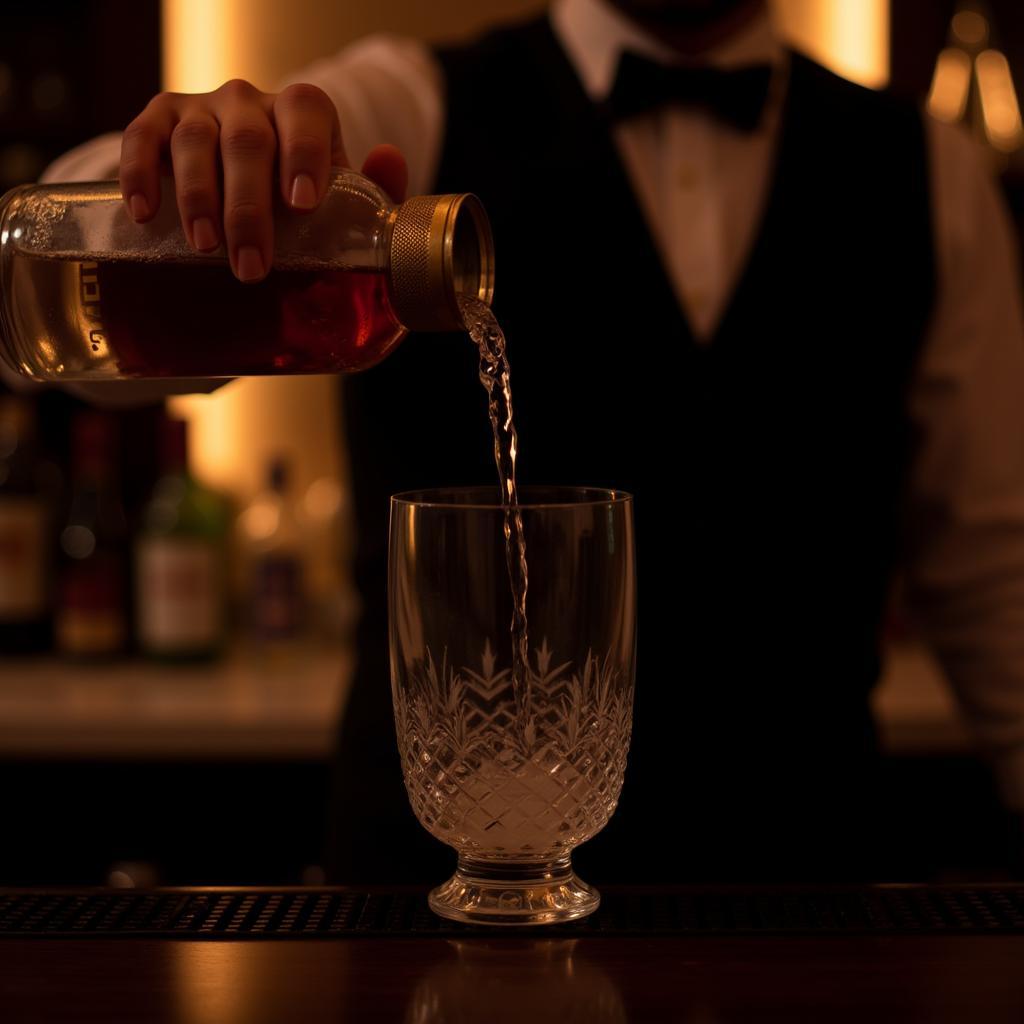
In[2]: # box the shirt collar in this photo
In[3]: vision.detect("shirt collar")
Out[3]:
[550,0,785,103]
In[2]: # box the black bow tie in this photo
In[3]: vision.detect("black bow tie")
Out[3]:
[603,51,773,131]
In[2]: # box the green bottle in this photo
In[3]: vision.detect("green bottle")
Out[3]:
[135,417,229,660]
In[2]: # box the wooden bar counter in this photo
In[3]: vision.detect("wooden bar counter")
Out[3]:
[3,885,1024,1021]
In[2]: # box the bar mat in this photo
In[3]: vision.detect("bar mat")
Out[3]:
[2,887,1024,938]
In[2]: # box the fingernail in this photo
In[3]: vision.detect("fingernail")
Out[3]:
[236,245,265,282]
[192,217,218,252]
[128,193,150,221]
[290,173,317,210]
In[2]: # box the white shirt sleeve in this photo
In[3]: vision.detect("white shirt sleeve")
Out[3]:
[277,34,444,197]
[907,116,1024,810]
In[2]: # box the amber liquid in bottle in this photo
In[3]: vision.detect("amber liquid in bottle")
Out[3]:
[9,252,404,378]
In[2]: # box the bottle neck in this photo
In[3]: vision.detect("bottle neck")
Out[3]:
[389,193,495,332]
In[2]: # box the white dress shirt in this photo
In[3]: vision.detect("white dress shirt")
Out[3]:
[43,0,1024,809]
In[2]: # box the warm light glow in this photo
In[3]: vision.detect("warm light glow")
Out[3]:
[168,383,248,493]
[169,376,346,512]
[172,944,248,1024]
[773,0,889,89]
[239,498,280,542]
[976,49,1024,152]
[162,0,237,92]
[303,476,344,521]
[927,48,972,123]
[951,10,988,49]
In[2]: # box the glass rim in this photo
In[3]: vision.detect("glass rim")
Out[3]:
[391,485,633,510]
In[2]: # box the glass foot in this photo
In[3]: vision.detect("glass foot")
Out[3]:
[428,855,600,926]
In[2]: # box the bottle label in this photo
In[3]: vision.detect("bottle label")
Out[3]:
[137,537,223,651]
[79,260,109,358]
[0,497,47,620]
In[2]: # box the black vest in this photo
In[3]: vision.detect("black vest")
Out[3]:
[332,18,935,882]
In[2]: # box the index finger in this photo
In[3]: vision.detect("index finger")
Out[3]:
[119,93,177,221]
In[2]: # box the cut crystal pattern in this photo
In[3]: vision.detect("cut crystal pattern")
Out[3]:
[393,639,633,860]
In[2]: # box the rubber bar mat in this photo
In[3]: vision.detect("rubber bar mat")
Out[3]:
[2,887,1024,938]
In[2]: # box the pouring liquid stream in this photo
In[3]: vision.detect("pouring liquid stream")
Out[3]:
[458,295,532,742]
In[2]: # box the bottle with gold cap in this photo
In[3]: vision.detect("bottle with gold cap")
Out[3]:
[0,171,494,381]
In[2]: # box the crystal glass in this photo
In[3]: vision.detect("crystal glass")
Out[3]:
[390,486,636,925]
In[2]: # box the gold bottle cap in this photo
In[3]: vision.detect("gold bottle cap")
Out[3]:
[389,193,495,332]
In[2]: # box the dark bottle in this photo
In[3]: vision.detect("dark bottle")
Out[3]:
[0,172,493,382]
[56,411,128,659]
[135,417,229,660]
[0,395,53,652]
[243,458,307,644]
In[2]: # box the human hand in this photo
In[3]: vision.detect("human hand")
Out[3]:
[118,80,409,282]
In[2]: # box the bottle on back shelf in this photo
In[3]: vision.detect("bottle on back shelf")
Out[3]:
[241,457,308,646]
[135,417,230,661]
[56,410,128,659]
[0,395,55,653]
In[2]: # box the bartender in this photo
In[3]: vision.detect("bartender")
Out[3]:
[41,0,1024,881]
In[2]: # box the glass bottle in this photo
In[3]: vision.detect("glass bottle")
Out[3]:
[241,457,307,646]
[56,410,128,658]
[0,170,494,382]
[135,417,229,661]
[0,394,54,652]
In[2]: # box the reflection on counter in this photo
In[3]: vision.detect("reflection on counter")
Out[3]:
[404,940,627,1024]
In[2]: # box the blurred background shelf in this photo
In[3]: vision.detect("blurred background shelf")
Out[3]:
[0,639,1002,887]
[0,638,964,761]
[0,647,352,760]
[0,646,353,887]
